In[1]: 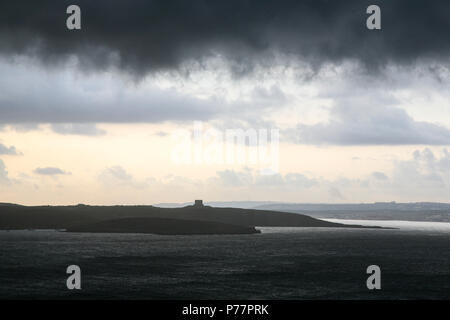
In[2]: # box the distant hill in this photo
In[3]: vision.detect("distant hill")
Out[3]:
[0,203,23,207]
[154,201,278,209]
[151,201,450,222]
[252,203,450,222]
[67,217,260,235]
[253,202,450,212]
[0,203,376,232]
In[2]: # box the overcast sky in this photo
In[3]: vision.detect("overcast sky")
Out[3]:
[1,0,450,205]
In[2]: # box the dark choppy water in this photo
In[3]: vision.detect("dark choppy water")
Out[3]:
[0,224,449,299]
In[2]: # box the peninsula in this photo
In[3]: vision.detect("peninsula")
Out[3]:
[0,200,383,235]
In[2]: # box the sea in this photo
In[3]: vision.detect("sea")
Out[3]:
[0,220,449,299]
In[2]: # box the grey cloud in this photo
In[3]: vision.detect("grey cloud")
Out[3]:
[34,167,70,176]
[213,169,317,189]
[372,171,388,180]
[215,169,253,187]
[255,173,318,188]
[288,104,450,145]
[0,143,21,155]
[99,166,148,189]
[102,166,133,182]
[50,123,106,136]
[209,158,450,201]
[0,1,448,76]
[328,187,345,200]
[437,149,450,171]
[386,149,450,201]
[154,131,169,137]
[3,124,41,132]
[0,159,10,184]
[90,149,450,201]
[0,61,221,123]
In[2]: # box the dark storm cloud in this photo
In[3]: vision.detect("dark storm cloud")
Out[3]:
[0,0,449,75]
[0,63,221,124]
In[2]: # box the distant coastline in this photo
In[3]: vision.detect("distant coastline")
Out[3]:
[0,201,387,235]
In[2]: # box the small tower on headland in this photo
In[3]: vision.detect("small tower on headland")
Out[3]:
[194,199,204,207]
